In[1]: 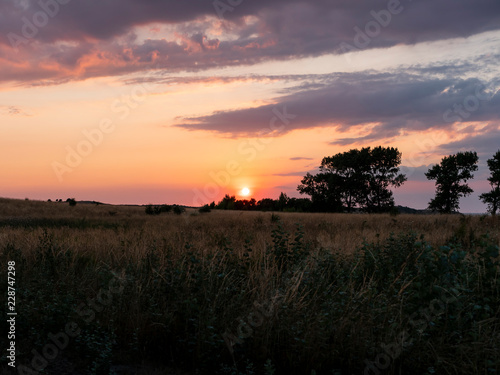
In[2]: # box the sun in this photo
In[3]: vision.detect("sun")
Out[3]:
[241,187,250,197]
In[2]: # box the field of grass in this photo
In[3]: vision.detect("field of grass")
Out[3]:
[1,198,499,374]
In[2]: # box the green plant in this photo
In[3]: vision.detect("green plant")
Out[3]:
[3,199,500,375]
[264,359,276,375]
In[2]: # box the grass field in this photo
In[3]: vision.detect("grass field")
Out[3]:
[1,198,499,374]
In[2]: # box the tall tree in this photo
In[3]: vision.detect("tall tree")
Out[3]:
[319,148,368,212]
[298,146,406,212]
[297,172,344,212]
[425,151,479,213]
[277,192,290,211]
[480,150,500,215]
[358,146,407,212]
[216,194,236,210]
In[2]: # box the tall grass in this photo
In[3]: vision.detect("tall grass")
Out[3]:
[0,199,499,374]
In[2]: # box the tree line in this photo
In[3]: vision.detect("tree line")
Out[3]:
[212,147,500,215]
[210,192,313,213]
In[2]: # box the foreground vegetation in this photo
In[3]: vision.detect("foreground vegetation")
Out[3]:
[0,198,499,374]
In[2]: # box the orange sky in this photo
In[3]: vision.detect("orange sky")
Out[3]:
[1,2,499,212]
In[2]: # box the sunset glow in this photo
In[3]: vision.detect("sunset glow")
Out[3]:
[1,1,500,212]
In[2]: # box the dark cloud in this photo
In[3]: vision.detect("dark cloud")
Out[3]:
[273,171,310,177]
[290,157,314,161]
[1,0,500,83]
[3,0,497,48]
[437,124,500,157]
[175,73,500,140]
[400,164,434,182]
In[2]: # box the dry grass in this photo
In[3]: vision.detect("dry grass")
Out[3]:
[0,198,499,374]
[1,198,498,259]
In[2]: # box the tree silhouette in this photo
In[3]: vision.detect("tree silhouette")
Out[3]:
[298,146,406,212]
[426,151,478,213]
[216,194,236,210]
[66,198,77,207]
[297,172,344,212]
[357,146,407,212]
[277,192,289,211]
[479,150,500,215]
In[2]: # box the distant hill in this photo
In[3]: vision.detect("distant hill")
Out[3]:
[396,205,433,214]
[77,200,108,205]
[72,200,433,213]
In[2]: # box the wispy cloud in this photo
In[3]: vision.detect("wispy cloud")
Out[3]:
[289,157,314,161]
[0,105,32,116]
[273,171,310,177]
[437,124,500,157]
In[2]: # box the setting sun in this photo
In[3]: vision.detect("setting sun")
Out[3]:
[2,1,499,373]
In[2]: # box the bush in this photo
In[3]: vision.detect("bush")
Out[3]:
[145,205,161,215]
[66,198,77,207]
[199,204,211,213]
[145,204,173,215]
[160,204,172,213]
[173,205,186,215]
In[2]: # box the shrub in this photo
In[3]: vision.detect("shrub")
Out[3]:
[271,213,281,223]
[160,204,172,213]
[145,205,161,215]
[199,204,211,213]
[173,205,186,215]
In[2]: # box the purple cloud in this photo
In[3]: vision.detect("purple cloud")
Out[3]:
[1,0,500,84]
[175,74,500,139]
[290,157,314,161]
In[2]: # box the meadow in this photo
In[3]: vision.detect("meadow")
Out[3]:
[0,198,499,374]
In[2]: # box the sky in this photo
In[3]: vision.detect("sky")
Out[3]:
[1,0,500,212]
